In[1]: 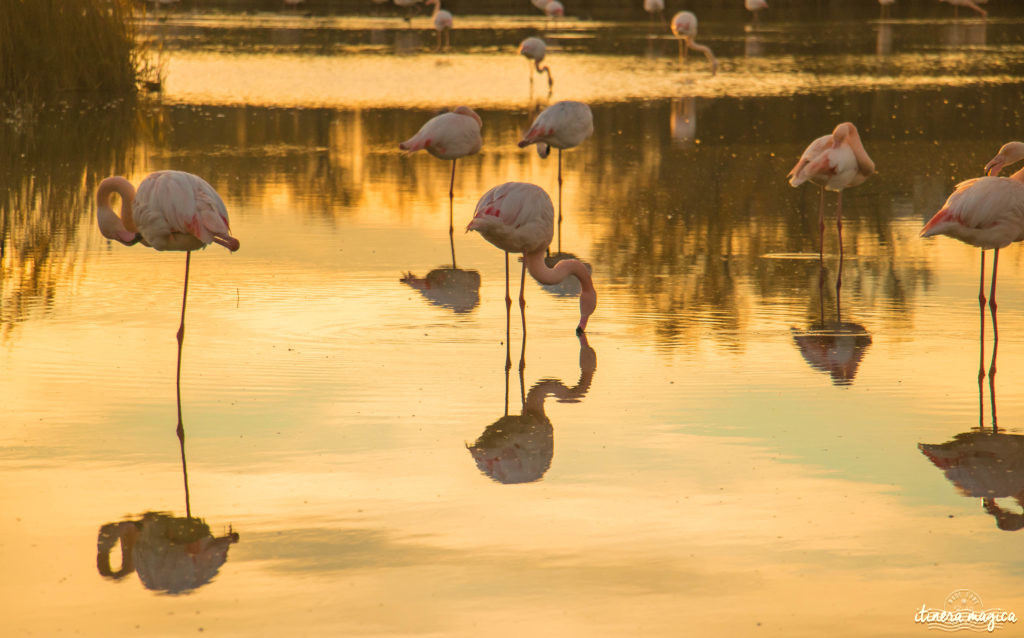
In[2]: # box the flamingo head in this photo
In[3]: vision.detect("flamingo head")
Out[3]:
[985,142,1024,177]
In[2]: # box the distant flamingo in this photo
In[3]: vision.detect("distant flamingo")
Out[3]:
[96,170,240,436]
[519,37,553,91]
[670,11,718,75]
[644,0,665,23]
[745,0,768,21]
[467,182,596,334]
[399,106,483,262]
[921,141,1024,316]
[544,0,564,18]
[940,0,988,18]
[425,0,452,49]
[788,122,875,272]
[518,100,594,252]
[879,0,895,18]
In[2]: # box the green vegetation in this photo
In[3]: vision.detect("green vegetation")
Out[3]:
[0,0,141,97]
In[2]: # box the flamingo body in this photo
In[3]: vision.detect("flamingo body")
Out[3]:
[644,0,665,14]
[670,11,697,37]
[519,36,547,65]
[544,0,564,17]
[399,106,482,160]
[518,100,593,158]
[788,123,874,192]
[745,0,768,11]
[921,178,1024,249]
[530,0,550,10]
[96,171,240,252]
[467,182,597,332]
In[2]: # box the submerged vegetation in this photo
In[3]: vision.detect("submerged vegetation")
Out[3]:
[0,0,141,97]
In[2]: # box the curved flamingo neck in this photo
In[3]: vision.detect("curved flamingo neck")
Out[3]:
[523,250,597,332]
[1009,167,1024,184]
[97,176,138,232]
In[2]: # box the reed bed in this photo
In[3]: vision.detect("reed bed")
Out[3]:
[0,0,139,97]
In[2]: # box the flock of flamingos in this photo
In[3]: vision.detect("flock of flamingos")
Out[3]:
[97,0,1018,355]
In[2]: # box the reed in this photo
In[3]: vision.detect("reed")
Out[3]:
[0,0,139,97]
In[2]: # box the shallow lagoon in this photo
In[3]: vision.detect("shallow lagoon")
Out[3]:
[3,7,1024,637]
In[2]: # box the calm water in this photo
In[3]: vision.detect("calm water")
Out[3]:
[5,7,1024,637]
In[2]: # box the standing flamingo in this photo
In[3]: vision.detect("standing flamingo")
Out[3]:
[745,0,768,21]
[643,0,666,23]
[940,0,988,18]
[921,141,1024,319]
[788,122,874,268]
[518,100,593,253]
[519,37,553,91]
[425,0,452,49]
[96,170,240,437]
[670,11,718,76]
[467,182,596,334]
[399,106,483,263]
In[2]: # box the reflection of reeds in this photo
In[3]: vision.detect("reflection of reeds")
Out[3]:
[0,99,141,339]
[0,0,138,96]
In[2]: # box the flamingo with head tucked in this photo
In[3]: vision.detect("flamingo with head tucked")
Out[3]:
[467,182,596,334]
[425,0,453,49]
[400,106,483,261]
[518,100,593,252]
[670,11,718,75]
[96,170,240,436]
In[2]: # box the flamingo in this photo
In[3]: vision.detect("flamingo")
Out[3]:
[393,0,423,23]
[466,182,596,334]
[670,11,718,76]
[425,0,453,49]
[788,122,875,271]
[96,170,240,437]
[544,0,564,18]
[643,0,666,23]
[940,0,987,18]
[519,37,553,91]
[745,0,768,21]
[518,100,594,252]
[878,0,895,19]
[920,141,1024,320]
[399,106,483,263]
[530,0,551,10]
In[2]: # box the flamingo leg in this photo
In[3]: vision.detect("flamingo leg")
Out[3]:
[817,187,825,262]
[175,250,192,516]
[990,249,999,429]
[519,258,527,374]
[835,192,844,318]
[976,249,987,385]
[557,148,563,254]
[505,252,512,370]
[449,159,456,267]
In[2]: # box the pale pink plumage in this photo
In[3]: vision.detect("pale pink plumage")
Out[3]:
[544,0,564,17]
[519,37,553,90]
[921,141,1024,310]
[670,11,718,75]
[96,170,239,252]
[518,100,593,158]
[467,182,597,333]
[399,106,482,160]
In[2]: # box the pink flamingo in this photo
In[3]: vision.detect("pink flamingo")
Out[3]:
[467,182,596,335]
[644,0,666,23]
[788,122,875,264]
[940,0,987,18]
[745,0,768,21]
[544,0,564,18]
[96,170,240,437]
[519,37,553,91]
[670,11,718,75]
[425,0,452,49]
[921,141,1024,316]
[518,100,593,251]
[399,106,483,262]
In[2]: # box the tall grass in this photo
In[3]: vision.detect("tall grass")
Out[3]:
[0,0,139,97]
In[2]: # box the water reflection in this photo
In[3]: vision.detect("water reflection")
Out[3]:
[400,267,481,313]
[0,99,140,339]
[95,413,239,593]
[468,333,596,484]
[791,266,872,386]
[669,96,697,147]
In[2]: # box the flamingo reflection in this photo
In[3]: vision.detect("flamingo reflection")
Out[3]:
[670,97,697,148]
[95,411,238,593]
[400,267,481,314]
[468,332,596,484]
[791,264,871,386]
[919,337,1024,531]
